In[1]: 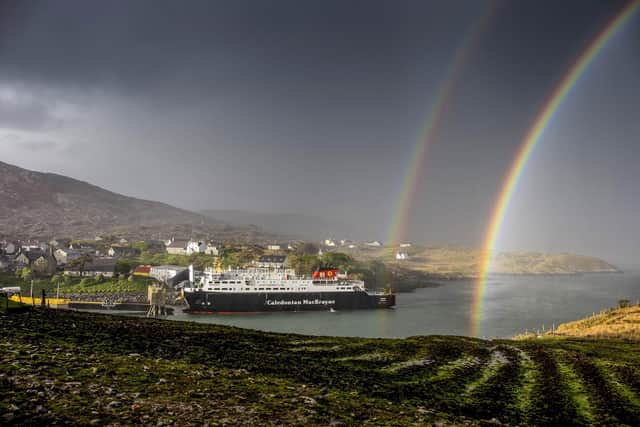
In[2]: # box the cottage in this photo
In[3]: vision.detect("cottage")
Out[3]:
[15,249,56,275]
[54,248,85,265]
[204,243,219,256]
[65,258,117,278]
[399,243,412,248]
[256,255,287,269]
[186,240,206,255]
[395,251,409,261]
[166,239,189,255]
[108,246,141,258]
[267,244,282,251]
[365,241,383,247]
[69,242,100,255]
[14,250,45,268]
[3,242,19,255]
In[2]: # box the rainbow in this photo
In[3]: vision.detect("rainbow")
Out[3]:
[386,3,498,245]
[470,0,640,337]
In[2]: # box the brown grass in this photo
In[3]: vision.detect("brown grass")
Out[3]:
[548,305,640,341]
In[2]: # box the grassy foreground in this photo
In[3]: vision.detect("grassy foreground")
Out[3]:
[2,310,640,426]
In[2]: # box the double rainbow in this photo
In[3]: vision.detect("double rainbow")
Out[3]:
[470,0,640,337]
[386,3,498,245]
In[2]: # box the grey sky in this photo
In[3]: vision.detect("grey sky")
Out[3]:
[0,0,638,265]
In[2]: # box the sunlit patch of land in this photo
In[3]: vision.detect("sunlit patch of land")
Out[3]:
[545,304,640,341]
[2,308,640,425]
[340,245,619,278]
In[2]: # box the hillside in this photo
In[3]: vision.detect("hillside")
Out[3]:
[548,304,640,340]
[340,245,619,278]
[2,309,640,425]
[0,161,276,241]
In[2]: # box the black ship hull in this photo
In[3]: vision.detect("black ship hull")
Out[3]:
[183,290,395,313]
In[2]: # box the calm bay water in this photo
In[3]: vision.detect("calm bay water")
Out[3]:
[159,272,640,338]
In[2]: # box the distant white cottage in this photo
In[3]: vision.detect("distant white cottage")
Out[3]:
[186,240,206,255]
[204,243,219,256]
[323,239,337,247]
[395,251,409,260]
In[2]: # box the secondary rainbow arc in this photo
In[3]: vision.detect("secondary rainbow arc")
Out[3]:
[386,4,498,245]
[470,0,640,337]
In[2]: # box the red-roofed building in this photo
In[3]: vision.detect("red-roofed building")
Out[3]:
[133,265,151,277]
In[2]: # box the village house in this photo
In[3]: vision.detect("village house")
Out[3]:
[165,239,189,255]
[204,242,219,256]
[399,243,412,248]
[323,239,337,247]
[65,258,117,278]
[186,240,206,255]
[108,246,141,258]
[133,265,151,277]
[15,249,56,275]
[365,241,383,247]
[256,255,288,269]
[3,241,20,255]
[267,244,282,251]
[395,251,409,261]
[54,248,85,265]
[69,242,100,255]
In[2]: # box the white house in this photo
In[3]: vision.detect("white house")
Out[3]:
[267,244,282,251]
[54,248,85,265]
[365,241,382,247]
[323,239,337,247]
[186,240,206,255]
[399,243,412,248]
[204,243,219,256]
[395,251,409,260]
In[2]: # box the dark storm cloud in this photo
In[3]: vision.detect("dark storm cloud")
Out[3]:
[1,0,638,264]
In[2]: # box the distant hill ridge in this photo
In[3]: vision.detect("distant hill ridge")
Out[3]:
[0,161,276,241]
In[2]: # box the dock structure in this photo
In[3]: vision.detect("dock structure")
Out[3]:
[146,284,168,317]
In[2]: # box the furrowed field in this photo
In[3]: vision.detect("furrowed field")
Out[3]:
[1,309,640,425]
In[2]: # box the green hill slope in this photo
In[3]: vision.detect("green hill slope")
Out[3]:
[2,310,640,425]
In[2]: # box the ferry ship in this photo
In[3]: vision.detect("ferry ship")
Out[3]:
[182,264,395,313]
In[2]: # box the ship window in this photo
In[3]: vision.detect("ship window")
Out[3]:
[258,288,264,290]
[245,288,250,291]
